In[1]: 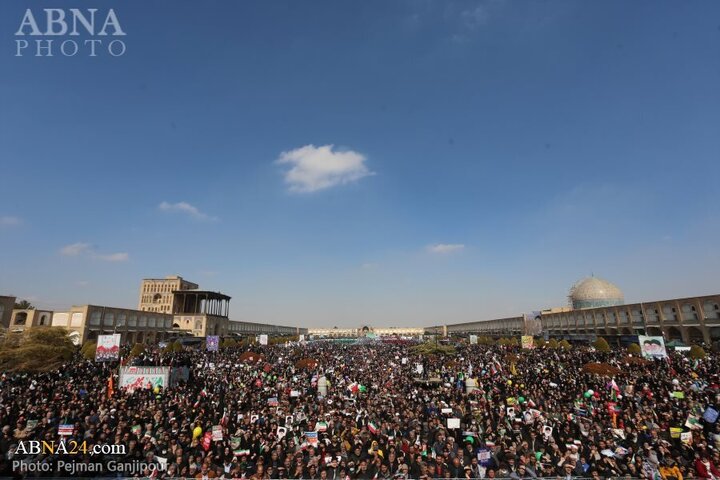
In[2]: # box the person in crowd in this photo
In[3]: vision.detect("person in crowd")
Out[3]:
[0,338,718,479]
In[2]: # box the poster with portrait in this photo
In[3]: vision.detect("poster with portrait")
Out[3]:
[206,335,219,352]
[638,335,667,359]
[521,335,534,350]
[95,333,121,361]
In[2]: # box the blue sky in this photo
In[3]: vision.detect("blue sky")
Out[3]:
[1,0,719,327]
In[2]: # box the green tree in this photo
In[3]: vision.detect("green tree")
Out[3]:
[547,339,559,349]
[689,345,706,360]
[129,343,145,358]
[81,341,97,360]
[559,340,572,350]
[593,337,611,352]
[13,300,35,310]
[409,342,456,356]
[627,343,641,355]
[163,340,183,353]
[221,338,237,349]
[0,327,74,372]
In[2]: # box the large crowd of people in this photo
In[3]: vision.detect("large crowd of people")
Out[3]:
[0,338,719,479]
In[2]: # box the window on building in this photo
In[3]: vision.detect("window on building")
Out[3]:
[14,312,27,325]
[103,312,114,326]
[117,314,126,327]
[70,312,83,327]
[89,311,101,325]
[681,304,698,321]
[128,315,137,327]
[703,302,719,319]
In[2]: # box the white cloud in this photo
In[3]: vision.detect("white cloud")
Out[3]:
[427,243,465,254]
[276,144,374,193]
[60,242,92,256]
[93,252,129,262]
[0,216,21,227]
[158,201,217,221]
[60,243,129,262]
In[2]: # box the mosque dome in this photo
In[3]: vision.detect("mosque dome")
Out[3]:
[569,276,624,309]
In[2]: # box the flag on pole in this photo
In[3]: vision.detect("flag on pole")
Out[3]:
[368,422,379,434]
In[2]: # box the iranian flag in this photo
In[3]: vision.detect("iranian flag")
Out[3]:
[610,379,621,401]
[368,422,379,434]
[348,382,359,393]
[316,421,328,432]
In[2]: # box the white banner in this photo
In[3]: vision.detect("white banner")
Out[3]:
[119,366,170,392]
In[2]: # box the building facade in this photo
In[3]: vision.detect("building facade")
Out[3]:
[1,275,306,344]
[9,309,54,333]
[309,326,425,337]
[431,294,720,344]
[138,275,199,313]
[0,296,15,328]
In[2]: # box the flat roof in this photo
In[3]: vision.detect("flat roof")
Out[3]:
[172,290,231,300]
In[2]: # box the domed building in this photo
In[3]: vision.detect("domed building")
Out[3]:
[569,276,624,310]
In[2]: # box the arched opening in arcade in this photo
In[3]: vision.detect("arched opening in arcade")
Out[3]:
[666,327,683,341]
[646,327,662,336]
[687,326,705,344]
[710,327,720,341]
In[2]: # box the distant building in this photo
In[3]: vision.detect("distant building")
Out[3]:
[0,296,15,328]
[9,309,53,333]
[138,275,199,313]
[309,325,425,338]
[1,275,306,345]
[171,289,231,337]
[568,276,624,310]
[430,276,720,344]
